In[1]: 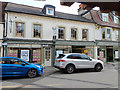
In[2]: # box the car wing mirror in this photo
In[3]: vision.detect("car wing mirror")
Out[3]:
[21,62,25,66]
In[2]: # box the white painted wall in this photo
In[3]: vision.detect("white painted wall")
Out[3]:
[7,12,95,41]
[6,12,119,41]
[0,24,3,39]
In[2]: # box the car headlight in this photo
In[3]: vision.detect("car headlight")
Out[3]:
[35,65,41,68]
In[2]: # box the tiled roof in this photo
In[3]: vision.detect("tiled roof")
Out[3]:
[5,3,94,23]
[91,10,120,29]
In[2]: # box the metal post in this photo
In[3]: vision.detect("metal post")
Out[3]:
[51,39,56,66]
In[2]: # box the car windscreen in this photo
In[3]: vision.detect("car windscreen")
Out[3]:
[57,54,65,59]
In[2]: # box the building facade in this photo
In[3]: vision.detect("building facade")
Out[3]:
[0,2,120,66]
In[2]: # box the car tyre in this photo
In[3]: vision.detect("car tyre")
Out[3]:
[94,64,102,72]
[27,69,37,78]
[65,65,75,74]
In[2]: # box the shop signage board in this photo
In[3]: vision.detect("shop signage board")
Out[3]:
[21,50,29,61]
[2,43,7,46]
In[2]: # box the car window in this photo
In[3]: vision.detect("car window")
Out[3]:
[9,59,22,64]
[67,54,81,59]
[57,54,65,59]
[0,58,9,64]
[80,54,90,60]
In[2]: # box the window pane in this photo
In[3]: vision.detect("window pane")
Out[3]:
[82,29,88,40]
[16,22,24,37]
[71,28,77,39]
[102,28,105,39]
[107,29,111,39]
[58,27,64,39]
[80,54,89,60]
[33,24,41,38]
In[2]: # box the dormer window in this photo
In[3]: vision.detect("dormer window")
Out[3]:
[42,5,55,16]
[46,7,54,15]
[102,13,109,22]
[114,16,119,24]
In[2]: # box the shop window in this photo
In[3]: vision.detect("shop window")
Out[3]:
[71,28,77,40]
[82,29,88,40]
[8,48,18,57]
[102,13,109,22]
[58,27,65,39]
[32,49,41,63]
[102,28,111,40]
[33,24,41,38]
[16,22,24,37]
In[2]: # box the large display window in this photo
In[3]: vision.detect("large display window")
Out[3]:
[32,49,41,63]
[8,48,18,57]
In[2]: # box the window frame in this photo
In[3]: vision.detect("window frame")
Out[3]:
[82,29,88,40]
[71,28,77,40]
[15,22,25,37]
[58,27,65,40]
[102,13,109,22]
[33,24,41,38]
[102,28,111,40]
[46,7,54,16]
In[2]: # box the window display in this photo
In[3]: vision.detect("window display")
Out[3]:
[32,49,41,62]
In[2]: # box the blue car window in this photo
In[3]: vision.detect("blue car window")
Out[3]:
[0,58,9,64]
[10,59,22,65]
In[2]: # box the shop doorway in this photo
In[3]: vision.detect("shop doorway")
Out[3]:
[106,46,113,62]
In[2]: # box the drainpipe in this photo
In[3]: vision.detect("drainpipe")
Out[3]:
[3,12,8,57]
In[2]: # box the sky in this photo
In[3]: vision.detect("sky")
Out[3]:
[0,0,81,15]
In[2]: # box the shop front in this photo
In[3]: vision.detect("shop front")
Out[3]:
[96,40,119,62]
[6,40,53,66]
[55,40,95,59]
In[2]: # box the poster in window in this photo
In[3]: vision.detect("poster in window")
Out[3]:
[21,50,29,61]
[115,51,119,59]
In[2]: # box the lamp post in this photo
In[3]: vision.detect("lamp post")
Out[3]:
[51,27,57,66]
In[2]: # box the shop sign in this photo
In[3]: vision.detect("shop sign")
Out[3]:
[43,44,48,47]
[0,41,2,47]
[2,43,7,46]
[21,50,29,61]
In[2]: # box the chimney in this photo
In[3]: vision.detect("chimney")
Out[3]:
[78,4,92,16]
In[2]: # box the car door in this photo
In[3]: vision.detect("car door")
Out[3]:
[1,58,13,75]
[67,54,85,69]
[9,58,30,75]
[79,54,94,68]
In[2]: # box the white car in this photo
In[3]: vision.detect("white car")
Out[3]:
[54,53,104,74]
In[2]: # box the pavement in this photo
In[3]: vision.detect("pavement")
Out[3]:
[42,66,59,78]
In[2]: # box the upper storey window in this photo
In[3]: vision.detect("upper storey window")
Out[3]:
[46,8,54,15]
[42,5,55,16]
[102,13,109,22]
[114,16,119,24]
[16,22,24,37]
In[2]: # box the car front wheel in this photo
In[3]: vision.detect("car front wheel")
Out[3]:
[65,65,75,74]
[94,64,103,72]
[27,69,37,78]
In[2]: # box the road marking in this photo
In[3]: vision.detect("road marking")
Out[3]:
[1,85,33,88]
[45,84,62,86]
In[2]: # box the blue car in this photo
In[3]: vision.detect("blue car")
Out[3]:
[0,57,43,78]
